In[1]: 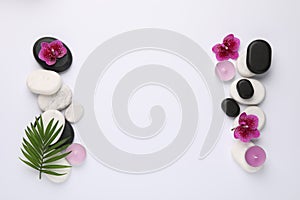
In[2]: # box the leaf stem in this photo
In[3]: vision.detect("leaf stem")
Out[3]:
[39,138,46,179]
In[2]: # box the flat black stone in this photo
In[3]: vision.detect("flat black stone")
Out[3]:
[246,39,271,74]
[33,37,72,73]
[221,98,240,117]
[51,120,74,148]
[236,79,254,99]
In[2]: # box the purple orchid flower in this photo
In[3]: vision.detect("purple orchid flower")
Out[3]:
[212,34,240,61]
[232,112,260,142]
[38,40,67,65]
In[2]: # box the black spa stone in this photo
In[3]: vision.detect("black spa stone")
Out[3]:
[52,120,74,148]
[221,98,240,117]
[33,37,72,73]
[246,39,272,74]
[236,79,254,99]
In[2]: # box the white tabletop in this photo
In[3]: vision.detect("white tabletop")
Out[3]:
[0,0,299,199]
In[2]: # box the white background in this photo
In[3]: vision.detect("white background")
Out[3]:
[0,0,299,199]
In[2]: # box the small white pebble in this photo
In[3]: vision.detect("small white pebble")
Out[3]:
[65,103,84,123]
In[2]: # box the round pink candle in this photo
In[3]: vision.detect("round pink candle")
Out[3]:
[66,143,86,166]
[215,61,236,81]
[245,146,266,167]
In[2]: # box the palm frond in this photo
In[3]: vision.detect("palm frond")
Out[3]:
[19,116,71,179]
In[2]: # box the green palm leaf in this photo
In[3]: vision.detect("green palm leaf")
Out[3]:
[19,116,72,179]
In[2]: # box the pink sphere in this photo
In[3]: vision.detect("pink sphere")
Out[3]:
[66,143,86,166]
[215,61,236,81]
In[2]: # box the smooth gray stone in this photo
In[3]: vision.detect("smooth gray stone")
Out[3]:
[64,103,84,123]
[38,84,72,111]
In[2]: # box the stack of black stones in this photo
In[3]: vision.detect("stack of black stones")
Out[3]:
[221,39,272,119]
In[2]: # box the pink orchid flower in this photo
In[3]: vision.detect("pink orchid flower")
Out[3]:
[212,34,240,61]
[232,112,260,142]
[38,40,67,65]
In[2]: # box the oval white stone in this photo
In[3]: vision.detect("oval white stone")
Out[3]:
[41,110,65,144]
[45,157,71,183]
[230,78,265,105]
[231,140,263,173]
[233,106,266,131]
[65,103,84,123]
[236,51,256,78]
[38,84,72,111]
[27,69,62,95]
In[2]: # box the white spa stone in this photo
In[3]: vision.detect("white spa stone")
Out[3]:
[231,140,263,173]
[236,51,256,78]
[26,69,62,95]
[38,84,72,111]
[64,103,84,123]
[230,78,265,105]
[41,110,65,144]
[233,106,266,131]
[45,157,71,183]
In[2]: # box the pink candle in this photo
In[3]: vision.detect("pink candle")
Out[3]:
[66,143,87,166]
[245,146,266,167]
[215,61,236,81]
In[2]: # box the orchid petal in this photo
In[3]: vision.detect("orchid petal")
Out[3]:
[229,51,239,60]
[246,114,259,130]
[238,112,247,125]
[249,129,260,139]
[223,34,240,51]
[50,40,63,47]
[38,49,50,61]
[212,44,222,53]
[40,42,49,49]
[230,38,240,52]
[233,127,242,139]
[240,136,251,143]
[223,34,234,44]
[45,59,56,66]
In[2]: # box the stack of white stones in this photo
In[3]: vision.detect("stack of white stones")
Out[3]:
[27,69,85,183]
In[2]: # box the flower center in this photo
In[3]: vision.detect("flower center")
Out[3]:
[242,125,249,129]
[231,124,249,131]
